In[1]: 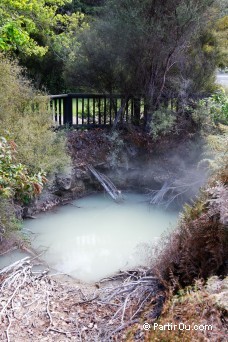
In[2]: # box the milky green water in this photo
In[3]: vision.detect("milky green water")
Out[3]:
[23,193,178,282]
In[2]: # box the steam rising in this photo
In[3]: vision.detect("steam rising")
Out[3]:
[105,137,210,209]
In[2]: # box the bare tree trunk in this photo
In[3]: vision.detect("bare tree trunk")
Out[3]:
[154,49,176,108]
[112,97,128,130]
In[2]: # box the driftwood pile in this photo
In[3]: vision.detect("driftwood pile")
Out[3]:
[0,258,164,341]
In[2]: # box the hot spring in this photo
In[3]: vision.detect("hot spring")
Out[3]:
[22,192,178,282]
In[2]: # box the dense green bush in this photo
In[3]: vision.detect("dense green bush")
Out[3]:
[0,54,70,174]
[149,90,228,140]
[0,198,22,238]
[150,107,176,140]
[0,137,46,204]
[192,90,228,129]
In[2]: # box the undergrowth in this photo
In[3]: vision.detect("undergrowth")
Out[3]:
[0,198,22,239]
[0,137,47,204]
[0,54,70,174]
[0,54,70,249]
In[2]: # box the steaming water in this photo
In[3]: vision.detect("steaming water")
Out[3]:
[22,193,177,282]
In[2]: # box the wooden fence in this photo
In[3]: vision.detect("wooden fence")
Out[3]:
[50,94,146,127]
[50,93,209,128]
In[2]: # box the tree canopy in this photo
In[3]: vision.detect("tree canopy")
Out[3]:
[0,0,85,58]
[65,0,220,110]
[0,0,227,94]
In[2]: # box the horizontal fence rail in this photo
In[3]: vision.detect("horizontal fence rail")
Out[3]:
[50,93,146,128]
[50,93,210,128]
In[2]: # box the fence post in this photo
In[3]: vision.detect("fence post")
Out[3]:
[143,99,148,128]
[63,95,73,126]
[133,97,140,126]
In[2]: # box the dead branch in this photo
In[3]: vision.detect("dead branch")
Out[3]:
[87,164,123,202]
[48,328,73,335]
[0,269,28,316]
[46,290,53,326]
[110,319,139,335]
[147,178,203,208]
[112,97,129,129]
[5,315,12,342]
[0,258,163,341]
[0,257,30,275]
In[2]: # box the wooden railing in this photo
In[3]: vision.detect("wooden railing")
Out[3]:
[50,93,210,128]
[50,94,146,127]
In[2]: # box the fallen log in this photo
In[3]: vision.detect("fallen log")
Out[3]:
[87,164,123,202]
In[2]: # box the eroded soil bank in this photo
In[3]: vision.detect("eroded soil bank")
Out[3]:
[24,127,208,217]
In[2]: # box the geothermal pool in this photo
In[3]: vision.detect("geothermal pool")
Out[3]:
[22,192,178,282]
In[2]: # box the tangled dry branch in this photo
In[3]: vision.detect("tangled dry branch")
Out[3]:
[0,259,164,341]
[147,176,203,208]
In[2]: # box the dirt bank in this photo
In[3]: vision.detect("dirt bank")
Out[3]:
[14,127,207,219]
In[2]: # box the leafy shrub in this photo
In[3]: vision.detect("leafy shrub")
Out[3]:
[0,54,70,174]
[0,198,22,239]
[205,124,228,183]
[192,90,228,129]
[208,90,228,124]
[0,137,46,204]
[150,108,176,140]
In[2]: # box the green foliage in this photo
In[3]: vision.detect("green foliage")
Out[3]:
[0,54,70,174]
[213,15,228,69]
[14,2,86,92]
[209,91,228,124]
[62,0,104,17]
[50,11,87,63]
[0,0,87,92]
[206,125,228,183]
[107,131,125,168]
[192,90,228,129]
[150,108,176,140]
[0,198,22,237]
[0,0,67,56]
[65,0,217,109]
[0,137,46,204]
